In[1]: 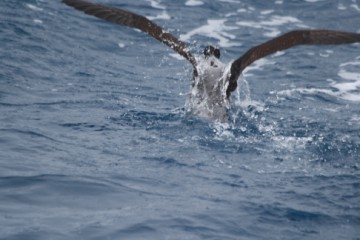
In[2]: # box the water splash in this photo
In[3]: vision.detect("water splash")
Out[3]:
[185,56,231,121]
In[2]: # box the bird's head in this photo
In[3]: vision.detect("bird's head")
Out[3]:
[203,45,220,59]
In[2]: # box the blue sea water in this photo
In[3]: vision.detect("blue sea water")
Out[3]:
[1,0,360,239]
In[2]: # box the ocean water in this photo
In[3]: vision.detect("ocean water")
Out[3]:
[1,0,360,239]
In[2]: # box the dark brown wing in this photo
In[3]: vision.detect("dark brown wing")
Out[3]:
[227,30,360,97]
[62,0,197,72]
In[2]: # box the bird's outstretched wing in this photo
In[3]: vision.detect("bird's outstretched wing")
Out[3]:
[227,30,360,97]
[62,0,197,72]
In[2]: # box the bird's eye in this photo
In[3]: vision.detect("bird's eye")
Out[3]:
[214,48,220,59]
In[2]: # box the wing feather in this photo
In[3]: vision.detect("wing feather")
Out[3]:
[227,30,360,97]
[63,0,197,71]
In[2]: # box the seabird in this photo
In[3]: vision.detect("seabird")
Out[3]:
[63,0,360,120]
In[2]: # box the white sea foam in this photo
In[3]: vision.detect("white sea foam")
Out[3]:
[273,58,360,102]
[350,3,360,12]
[145,0,170,20]
[180,19,240,47]
[274,88,334,99]
[212,121,234,139]
[33,19,43,24]
[236,16,303,27]
[273,136,312,149]
[350,114,360,122]
[219,0,239,3]
[145,0,166,9]
[332,60,360,101]
[185,0,204,6]
[236,15,308,38]
[26,4,43,11]
[147,12,171,20]
[261,10,275,15]
[237,8,248,13]
[169,53,184,60]
[243,58,276,77]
